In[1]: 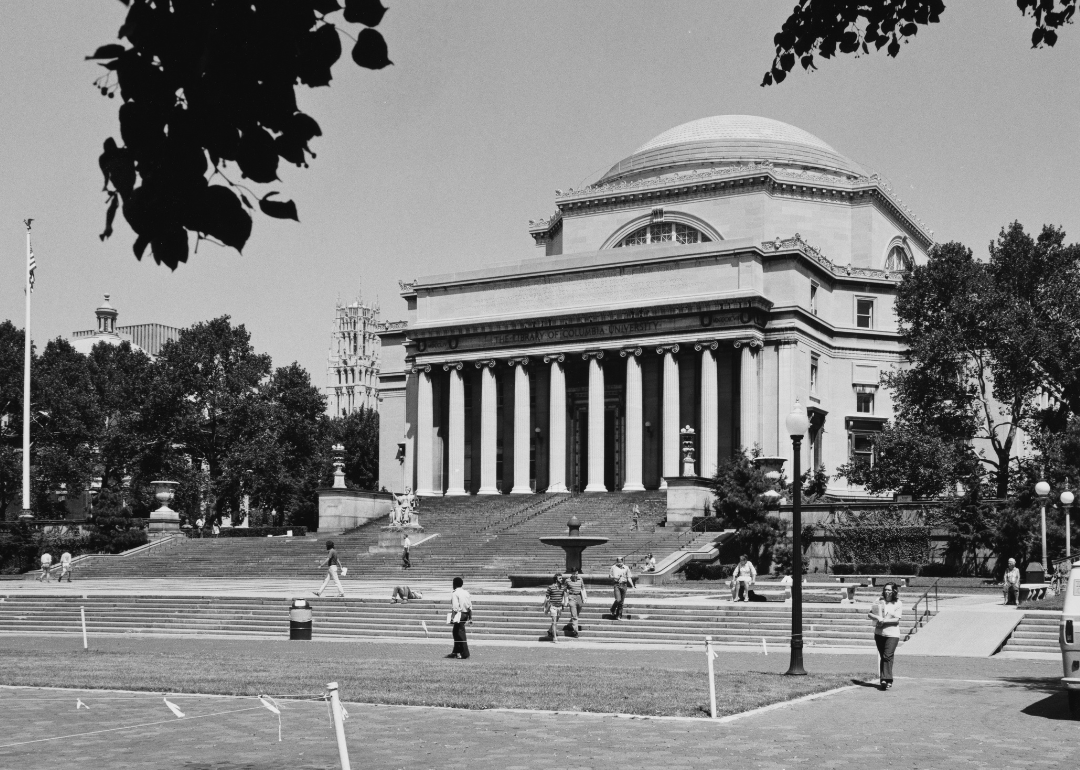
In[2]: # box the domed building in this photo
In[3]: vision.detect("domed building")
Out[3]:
[377,116,934,501]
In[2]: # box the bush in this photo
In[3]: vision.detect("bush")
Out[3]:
[218,526,308,538]
[830,562,856,575]
[683,562,730,581]
[919,562,957,577]
[856,562,889,574]
[888,562,920,576]
[770,541,809,576]
[690,517,728,532]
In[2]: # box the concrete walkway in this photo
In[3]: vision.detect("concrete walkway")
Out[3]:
[899,594,1026,657]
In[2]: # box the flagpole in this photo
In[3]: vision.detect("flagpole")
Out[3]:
[21,219,33,519]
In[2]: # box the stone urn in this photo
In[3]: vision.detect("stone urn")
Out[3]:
[148,480,180,537]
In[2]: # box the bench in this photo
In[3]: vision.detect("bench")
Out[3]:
[835,575,910,587]
[768,582,863,603]
[1018,583,1048,603]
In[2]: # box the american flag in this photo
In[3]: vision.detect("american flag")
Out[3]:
[27,245,36,293]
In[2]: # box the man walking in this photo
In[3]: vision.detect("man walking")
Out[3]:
[544,573,567,642]
[564,567,587,637]
[447,576,472,659]
[37,552,52,583]
[402,533,412,569]
[58,552,73,583]
[609,557,634,620]
[314,540,346,598]
[1003,558,1021,605]
[630,503,640,532]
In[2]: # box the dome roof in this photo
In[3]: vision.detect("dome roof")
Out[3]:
[598,115,866,184]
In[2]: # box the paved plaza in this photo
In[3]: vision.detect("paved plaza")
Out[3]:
[0,651,1071,770]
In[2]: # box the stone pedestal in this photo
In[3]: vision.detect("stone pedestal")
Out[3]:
[148,480,180,538]
[317,488,393,534]
[369,524,424,553]
[664,476,715,530]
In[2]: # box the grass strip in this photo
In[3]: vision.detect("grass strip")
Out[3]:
[0,636,851,718]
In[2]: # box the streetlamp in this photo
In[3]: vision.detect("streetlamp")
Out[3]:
[1035,478,1051,573]
[784,400,810,677]
[1061,485,1074,563]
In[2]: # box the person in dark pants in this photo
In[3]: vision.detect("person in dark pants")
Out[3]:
[402,533,412,569]
[447,576,472,659]
[609,557,634,620]
[868,582,903,690]
[1003,558,1021,605]
[564,568,587,637]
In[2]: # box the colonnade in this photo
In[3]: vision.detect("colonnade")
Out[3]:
[412,341,761,496]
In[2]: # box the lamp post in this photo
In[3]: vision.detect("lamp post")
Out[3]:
[784,400,810,676]
[1035,478,1050,572]
[1061,485,1074,562]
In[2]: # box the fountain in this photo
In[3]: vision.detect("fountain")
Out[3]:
[539,515,609,573]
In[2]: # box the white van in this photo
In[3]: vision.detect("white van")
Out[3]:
[1061,561,1080,715]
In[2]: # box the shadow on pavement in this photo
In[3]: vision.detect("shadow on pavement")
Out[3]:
[997,676,1064,694]
[1020,691,1077,721]
[850,678,883,689]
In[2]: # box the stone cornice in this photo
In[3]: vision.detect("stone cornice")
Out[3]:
[405,294,773,340]
[528,211,562,246]
[761,234,907,285]
[552,162,934,250]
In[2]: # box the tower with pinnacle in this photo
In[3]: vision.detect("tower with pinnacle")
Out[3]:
[326,291,381,416]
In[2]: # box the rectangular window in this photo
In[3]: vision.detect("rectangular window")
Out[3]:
[851,432,876,466]
[810,283,818,315]
[810,356,819,395]
[856,298,874,328]
[856,391,874,414]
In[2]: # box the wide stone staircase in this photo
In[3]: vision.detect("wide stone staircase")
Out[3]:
[72,492,685,582]
[998,613,1060,654]
[0,593,924,648]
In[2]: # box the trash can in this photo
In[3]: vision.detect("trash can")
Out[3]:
[289,598,312,640]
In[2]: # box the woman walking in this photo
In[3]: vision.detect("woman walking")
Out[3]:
[543,573,567,642]
[868,582,903,690]
[314,540,346,598]
[447,576,472,659]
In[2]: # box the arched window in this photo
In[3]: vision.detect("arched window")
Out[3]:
[614,222,711,248]
[885,243,913,272]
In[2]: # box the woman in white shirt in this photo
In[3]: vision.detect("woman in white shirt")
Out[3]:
[868,582,903,689]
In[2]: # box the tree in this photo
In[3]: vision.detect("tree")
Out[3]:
[148,316,272,521]
[0,321,25,518]
[762,0,1074,86]
[86,341,154,492]
[91,0,392,268]
[328,406,379,490]
[710,450,786,569]
[31,339,100,516]
[837,225,1080,499]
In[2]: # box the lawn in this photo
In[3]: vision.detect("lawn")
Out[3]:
[0,635,853,719]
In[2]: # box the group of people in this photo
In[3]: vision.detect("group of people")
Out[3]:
[36,552,73,583]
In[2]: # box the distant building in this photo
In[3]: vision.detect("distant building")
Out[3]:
[71,295,181,358]
[326,295,381,416]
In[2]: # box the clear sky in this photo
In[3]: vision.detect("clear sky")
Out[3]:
[1,1,1077,386]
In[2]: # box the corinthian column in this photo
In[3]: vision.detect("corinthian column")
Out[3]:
[584,352,607,492]
[697,341,719,478]
[545,354,568,493]
[477,360,499,494]
[659,345,680,486]
[415,365,438,496]
[622,348,645,491]
[444,363,466,496]
[510,358,532,494]
[738,342,760,452]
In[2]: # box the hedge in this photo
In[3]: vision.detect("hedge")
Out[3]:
[683,562,731,581]
[217,527,308,538]
[689,517,728,532]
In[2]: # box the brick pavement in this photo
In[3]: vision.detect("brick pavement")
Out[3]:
[0,652,1073,769]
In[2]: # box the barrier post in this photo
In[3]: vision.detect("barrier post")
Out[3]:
[705,636,717,718]
[327,682,352,770]
[80,607,88,650]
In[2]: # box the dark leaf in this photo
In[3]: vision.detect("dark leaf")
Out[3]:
[259,192,300,221]
[1045,29,1058,46]
[779,52,795,72]
[99,138,136,195]
[899,22,918,37]
[343,0,387,27]
[351,28,392,69]
[236,127,279,183]
[86,44,126,60]
[186,186,252,251]
[100,195,119,241]
[313,0,342,13]
[298,23,342,87]
[770,65,786,84]
[132,233,148,259]
[150,227,189,269]
[240,193,253,210]
[800,54,816,71]
[887,36,901,57]
[1031,26,1045,46]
